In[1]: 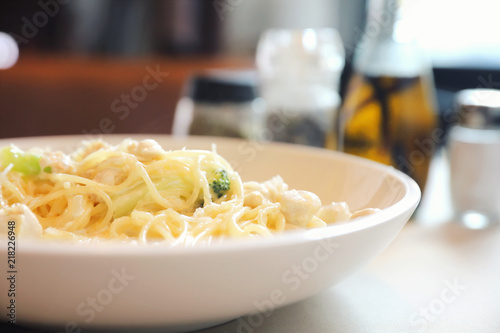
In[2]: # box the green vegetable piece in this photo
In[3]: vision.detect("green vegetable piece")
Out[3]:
[111,182,148,218]
[111,176,191,218]
[0,146,42,176]
[209,169,231,199]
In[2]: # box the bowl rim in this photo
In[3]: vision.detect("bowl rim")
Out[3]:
[0,134,421,257]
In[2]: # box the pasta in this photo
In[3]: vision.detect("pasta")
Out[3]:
[0,139,378,245]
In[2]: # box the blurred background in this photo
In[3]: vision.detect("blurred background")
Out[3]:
[0,0,500,139]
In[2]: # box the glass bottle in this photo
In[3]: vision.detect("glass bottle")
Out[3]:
[256,28,345,147]
[172,71,265,139]
[336,0,437,193]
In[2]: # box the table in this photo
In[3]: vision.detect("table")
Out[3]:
[193,225,499,333]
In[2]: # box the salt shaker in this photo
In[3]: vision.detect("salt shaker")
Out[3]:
[448,89,500,229]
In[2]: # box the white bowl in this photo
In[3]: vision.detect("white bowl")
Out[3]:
[0,135,420,332]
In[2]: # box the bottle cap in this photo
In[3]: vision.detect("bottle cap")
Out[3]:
[455,89,500,129]
[187,71,258,104]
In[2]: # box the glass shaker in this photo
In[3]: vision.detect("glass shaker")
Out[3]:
[172,71,265,139]
[256,28,345,147]
[337,0,437,194]
[448,89,500,229]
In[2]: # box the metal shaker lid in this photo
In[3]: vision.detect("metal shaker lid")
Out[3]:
[455,89,500,129]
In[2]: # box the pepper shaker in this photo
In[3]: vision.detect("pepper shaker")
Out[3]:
[172,71,265,139]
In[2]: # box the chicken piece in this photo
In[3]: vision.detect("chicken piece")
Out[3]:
[71,140,110,162]
[280,189,321,228]
[0,204,42,238]
[39,151,74,174]
[243,176,288,204]
[93,168,125,186]
[264,176,289,203]
[129,139,165,162]
[244,191,265,208]
[244,181,269,198]
[316,202,352,224]
[350,208,380,220]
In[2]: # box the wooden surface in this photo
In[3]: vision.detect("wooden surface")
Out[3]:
[0,54,253,139]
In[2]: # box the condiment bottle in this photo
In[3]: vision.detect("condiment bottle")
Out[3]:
[172,71,265,139]
[336,0,437,193]
[448,89,500,229]
[256,28,345,147]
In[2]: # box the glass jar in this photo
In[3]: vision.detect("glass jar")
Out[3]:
[448,89,500,229]
[256,28,345,147]
[172,71,265,139]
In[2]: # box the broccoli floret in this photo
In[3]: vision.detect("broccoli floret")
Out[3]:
[209,169,231,199]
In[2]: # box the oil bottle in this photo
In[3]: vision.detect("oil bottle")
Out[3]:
[335,0,437,193]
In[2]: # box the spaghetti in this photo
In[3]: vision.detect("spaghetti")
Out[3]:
[0,139,378,244]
